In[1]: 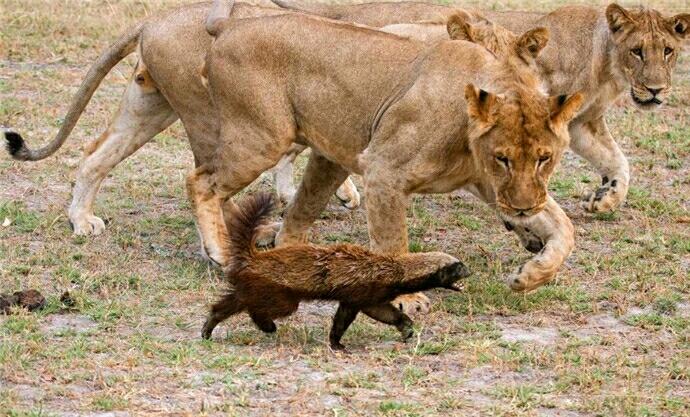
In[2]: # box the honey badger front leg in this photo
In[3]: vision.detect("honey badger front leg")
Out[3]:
[501,196,575,292]
[329,303,414,350]
[362,304,414,340]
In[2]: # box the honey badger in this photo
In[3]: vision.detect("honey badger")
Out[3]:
[202,193,470,350]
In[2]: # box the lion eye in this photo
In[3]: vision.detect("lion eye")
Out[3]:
[496,156,509,167]
[538,155,551,164]
[664,47,674,57]
[631,48,643,59]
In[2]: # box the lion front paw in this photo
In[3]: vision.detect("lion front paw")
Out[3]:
[503,221,544,254]
[506,263,555,293]
[335,178,361,210]
[582,177,626,213]
[394,293,431,315]
[277,188,297,206]
[69,213,106,236]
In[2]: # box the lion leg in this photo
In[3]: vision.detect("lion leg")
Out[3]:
[272,144,303,205]
[362,303,414,341]
[503,196,575,292]
[570,117,630,213]
[362,174,430,315]
[335,176,361,209]
[186,167,231,265]
[187,156,288,266]
[69,66,177,236]
[276,151,350,246]
[273,144,360,210]
[188,117,295,264]
[502,220,546,254]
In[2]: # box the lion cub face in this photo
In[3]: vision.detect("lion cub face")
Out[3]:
[465,87,583,218]
[606,4,689,109]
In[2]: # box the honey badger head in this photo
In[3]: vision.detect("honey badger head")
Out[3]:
[398,252,471,291]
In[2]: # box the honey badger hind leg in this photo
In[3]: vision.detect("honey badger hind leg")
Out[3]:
[363,303,414,341]
[202,292,245,340]
[329,304,360,351]
[249,312,277,333]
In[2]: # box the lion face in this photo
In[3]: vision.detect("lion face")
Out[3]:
[465,86,583,218]
[606,4,689,109]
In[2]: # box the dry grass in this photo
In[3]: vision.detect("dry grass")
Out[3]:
[1,0,688,416]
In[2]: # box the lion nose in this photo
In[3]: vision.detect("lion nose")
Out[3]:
[646,87,662,96]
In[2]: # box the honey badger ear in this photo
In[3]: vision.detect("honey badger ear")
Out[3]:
[667,13,690,39]
[516,27,549,60]
[446,10,475,41]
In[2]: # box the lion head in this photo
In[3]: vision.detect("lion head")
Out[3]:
[465,87,582,218]
[461,26,583,218]
[446,11,550,91]
[606,4,689,109]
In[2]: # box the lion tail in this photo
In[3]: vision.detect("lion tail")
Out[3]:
[224,193,275,271]
[206,0,236,37]
[269,0,342,19]
[4,21,145,162]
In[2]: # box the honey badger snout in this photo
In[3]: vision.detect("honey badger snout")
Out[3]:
[439,261,471,290]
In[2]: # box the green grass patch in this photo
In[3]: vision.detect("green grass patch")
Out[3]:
[0,201,42,233]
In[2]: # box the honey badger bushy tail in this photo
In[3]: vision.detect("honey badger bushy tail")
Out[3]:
[224,193,275,270]
[4,21,145,161]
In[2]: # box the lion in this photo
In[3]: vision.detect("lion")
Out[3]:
[270,0,690,214]
[2,2,551,314]
[3,2,361,241]
[189,1,583,310]
[2,1,474,266]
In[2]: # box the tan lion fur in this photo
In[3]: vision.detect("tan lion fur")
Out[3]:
[193,7,583,293]
[2,1,569,300]
[271,0,689,214]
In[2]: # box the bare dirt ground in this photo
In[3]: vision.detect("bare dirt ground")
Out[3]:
[1,0,688,416]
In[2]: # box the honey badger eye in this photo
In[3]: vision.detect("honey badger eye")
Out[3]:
[631,48,643,58]
[496,156,509,166]
[664,47,674,56]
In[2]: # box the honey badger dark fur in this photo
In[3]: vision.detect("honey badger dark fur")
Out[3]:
[202,193,470,349]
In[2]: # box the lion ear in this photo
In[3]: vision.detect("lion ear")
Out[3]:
[667,14,690,39]
[606,4,636,38]
[465,84,498,128]
[447,11,475,41]
[549,93,584,129]
[515,27,549,60]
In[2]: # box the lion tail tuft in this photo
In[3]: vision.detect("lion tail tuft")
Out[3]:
[4,131,29,160]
